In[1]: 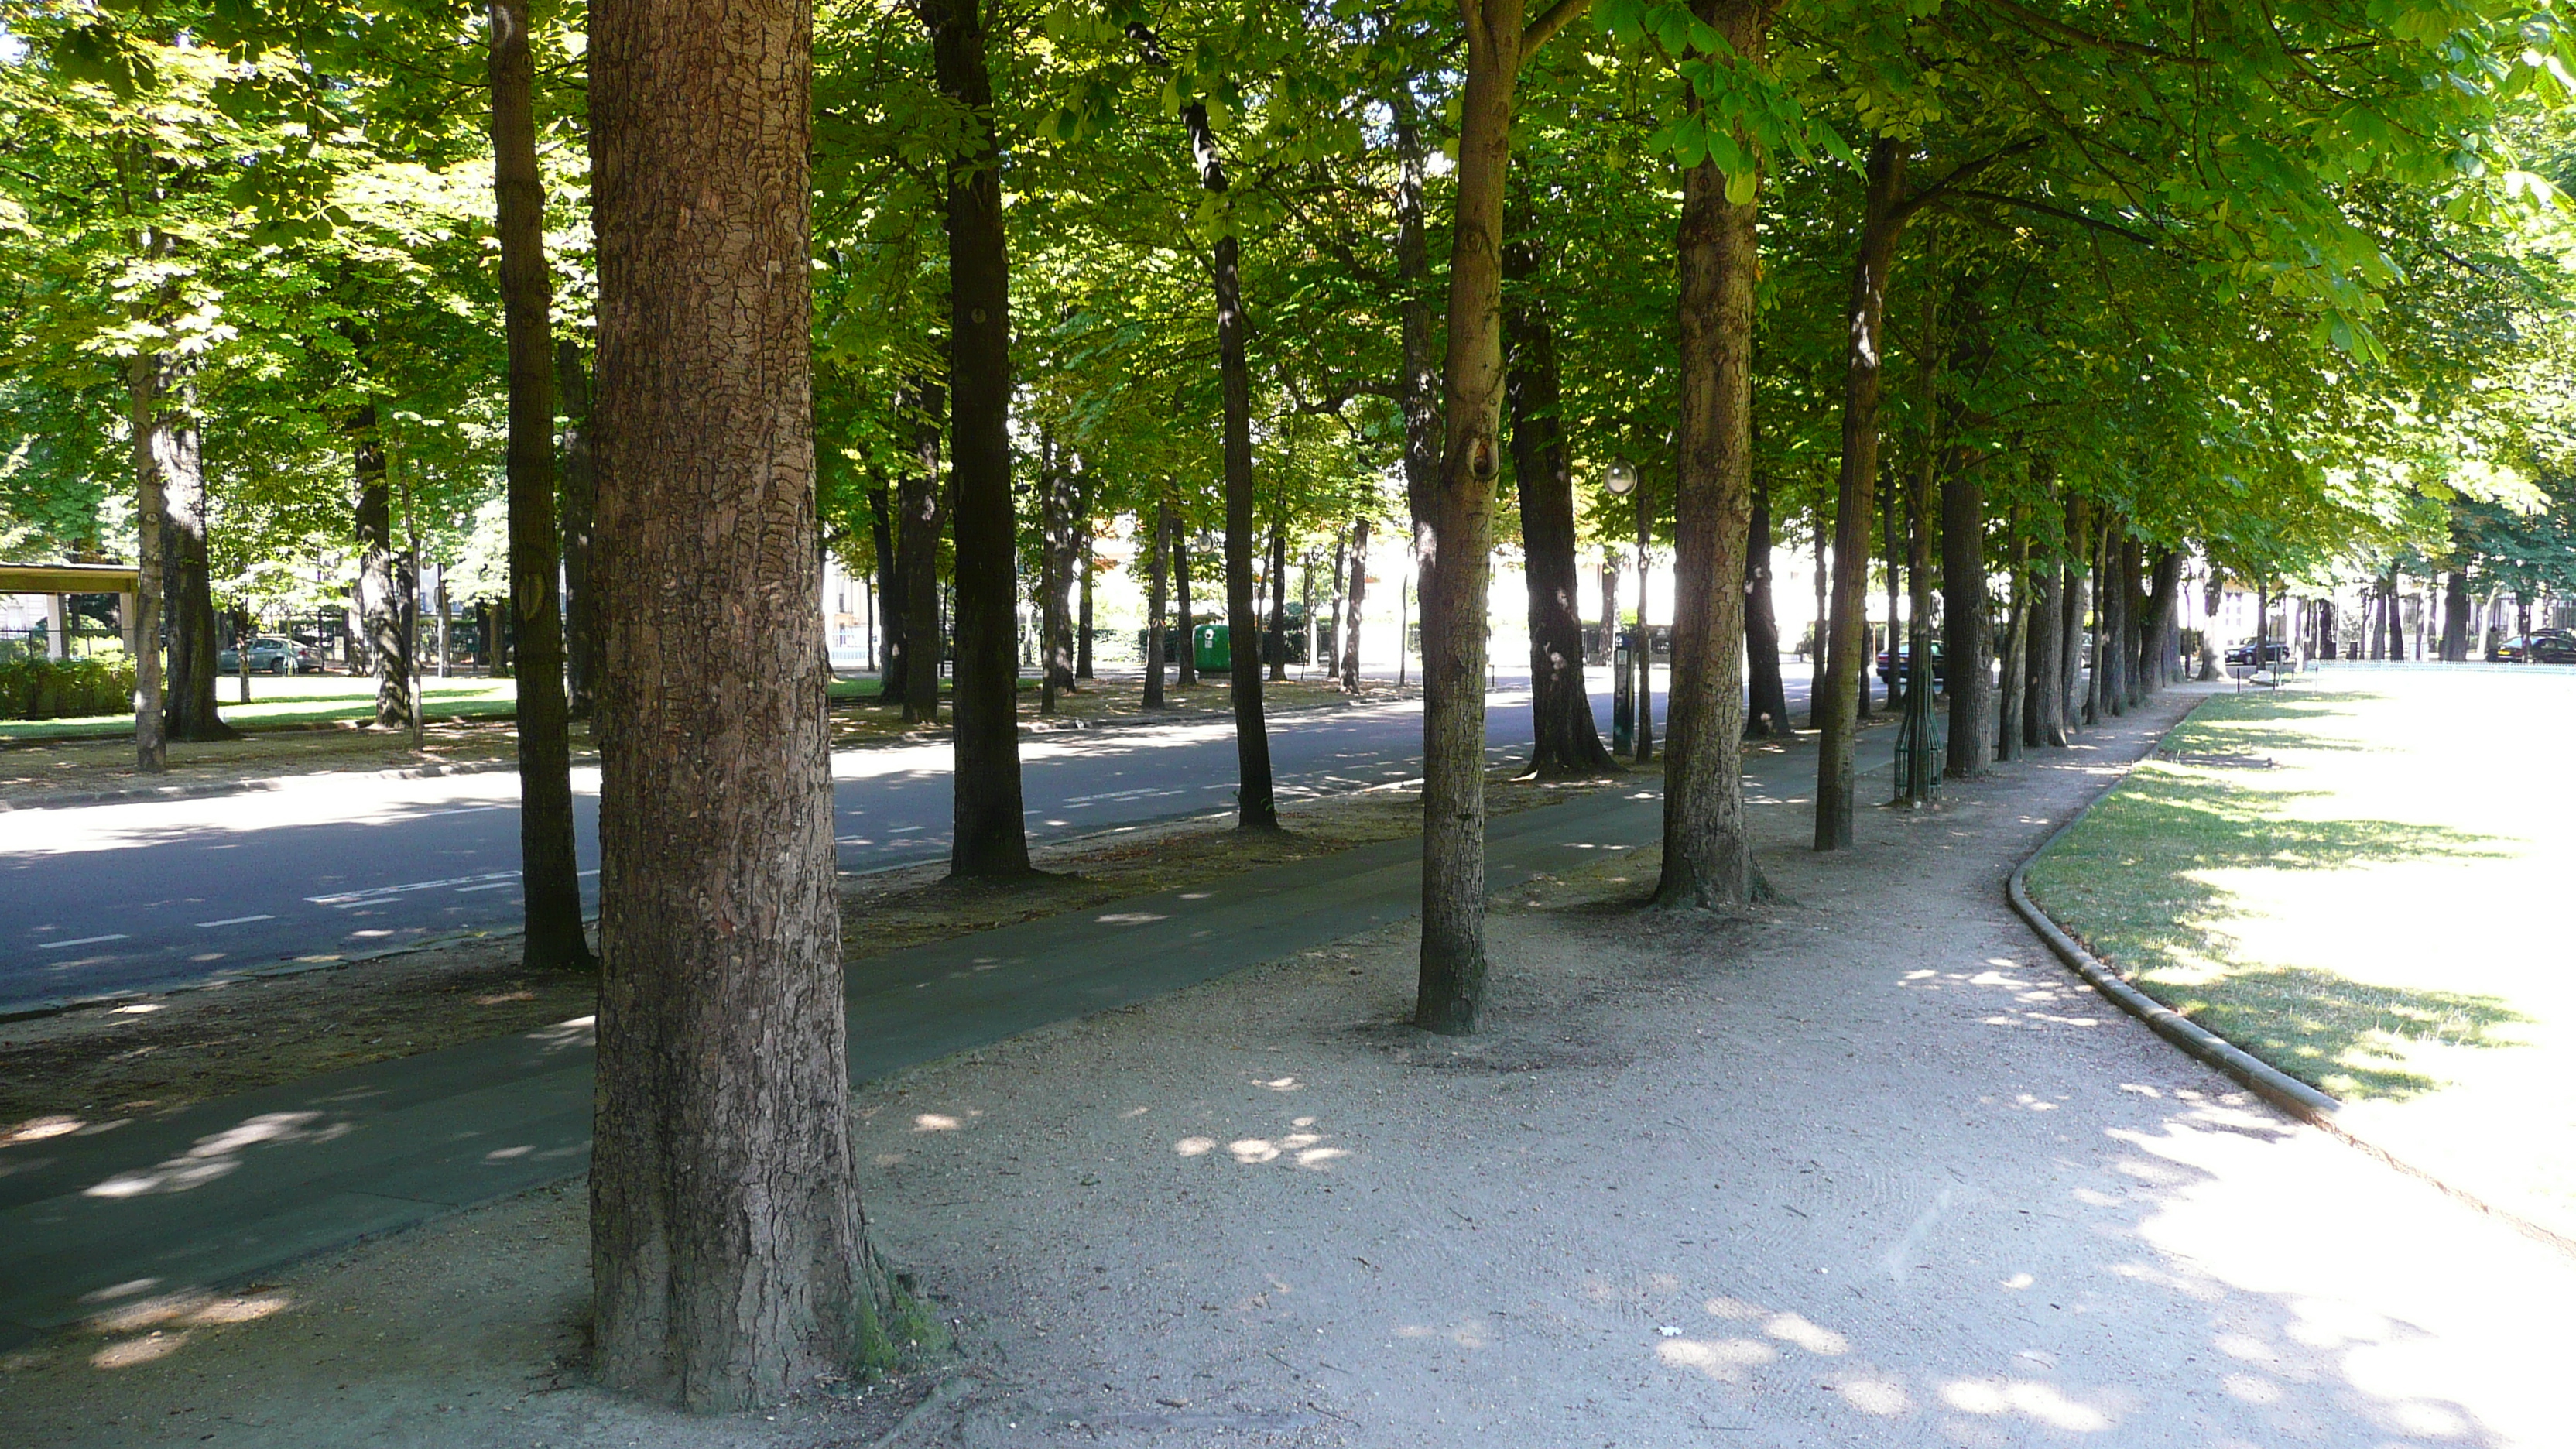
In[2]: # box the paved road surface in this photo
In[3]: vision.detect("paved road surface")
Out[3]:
[2,667,1855,1009]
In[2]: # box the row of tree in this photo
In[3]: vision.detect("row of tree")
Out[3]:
[9,0,2576,1412]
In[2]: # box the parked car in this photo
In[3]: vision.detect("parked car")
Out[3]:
[216,635,323,675]
[2224,639,2294,666]
[2487,629,2576,664]
[1875,641,1944,684]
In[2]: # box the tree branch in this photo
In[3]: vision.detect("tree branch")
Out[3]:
[1889,137,2041,224]
[1523,0,1594,53]
[1948,188,2160,248]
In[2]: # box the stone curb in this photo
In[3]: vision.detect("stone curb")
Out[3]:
[2006,697,2576,1260]
[0,692,1416,814]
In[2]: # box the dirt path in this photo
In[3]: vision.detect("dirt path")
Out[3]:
[7,686,2568,1447]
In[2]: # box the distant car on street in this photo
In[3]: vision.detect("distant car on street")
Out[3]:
[2488,629,2576,664]
[216,635,323,675]
[1875,641,1944,684]
[2225,639,2294,666]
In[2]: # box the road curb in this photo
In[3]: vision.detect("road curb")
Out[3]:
[2007,695,2576,1260]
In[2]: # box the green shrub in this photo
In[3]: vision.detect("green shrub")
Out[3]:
[0,655,138,721]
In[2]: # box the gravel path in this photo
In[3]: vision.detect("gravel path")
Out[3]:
[7,684,2566,1447]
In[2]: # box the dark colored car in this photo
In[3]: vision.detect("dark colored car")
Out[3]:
[2225,639,2294,666]
[1875,641,1944,684]
[2488,629,2576,664]
[216,635,324,675]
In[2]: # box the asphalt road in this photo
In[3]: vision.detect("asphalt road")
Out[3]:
[2,664,1853,1009]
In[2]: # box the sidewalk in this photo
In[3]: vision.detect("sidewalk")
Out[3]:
[0,728,1868,1348]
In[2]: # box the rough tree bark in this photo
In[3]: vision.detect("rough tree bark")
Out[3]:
[1814,137,1906,849]
[127,354,169,772]
[491,0,593,971]
[1995,514,2028,762]
[1502,214,1611,777]
[1145,502,1171,709]
[1266,518,1290,683]
[1174,527,1197,687]
[588,0,886,1406]
[896,381,944,724]
[1657,0,1767,909]
[1940,447,1985,779]
[2145,546,2182,688]
[353,407,413,731]
[2027,533,2067,748]
[928,0,1032,875]
[557,341,601,718]
[157,375,227,744]
[1413,0,1591,1033]
[1341,516,1368,690]
[1743,477,1790,740]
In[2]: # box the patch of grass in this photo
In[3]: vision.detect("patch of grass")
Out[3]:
[0,677,517,742]
[2026,679,2554,1105]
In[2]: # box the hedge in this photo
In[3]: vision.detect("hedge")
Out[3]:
[0,655,138,721]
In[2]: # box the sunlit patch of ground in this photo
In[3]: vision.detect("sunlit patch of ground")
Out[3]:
[2025,669,2576,1239]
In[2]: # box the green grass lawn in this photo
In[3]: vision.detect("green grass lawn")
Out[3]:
[2026,669,2576,1238]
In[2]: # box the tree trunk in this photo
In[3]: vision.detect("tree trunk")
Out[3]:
[128,354,169,772]
[1266,516,1290,683]
[1145,502,1170,709]
[2065,560,2089,728]
[1174,528,1197,687]
[2029,543,2067,748]
[1076,522,1094,680]
[1412,0,1527,1035]
[2122,535,2148,707]
[1898,446,1937,803]
[2145,546,2181,688]
[867,483,903,699]
[1215,230,1278,831]
[1341,516,1368,690]
[557,341,601,718]
[929,0,1031,876]
[1037,433,1073,714]
[897,382,944,724]
[1940,448,1985,778]
[1996,516,2028,762]
[1814,137,1907,849]
[2442,567,2471,660]
[1743,478,1789,739]
[1807,517,1827,729]
[354,409,413,731]
[492,0,594,971]
[588,0,885,1406]
[1503,218,1611,777]
[156,379,226,744]
[1632,485,1656,763]
[1658,0,1766,909]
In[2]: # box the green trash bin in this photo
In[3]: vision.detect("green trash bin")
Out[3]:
[1192,622,1231,672]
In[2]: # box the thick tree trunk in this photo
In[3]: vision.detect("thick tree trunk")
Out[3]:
[1215,230,1279,831]
[1897,449,1937,803]
[156,379,227,744]
[1807,518,1827,728]
[1743,478,1789,738]
[1412,0,1527,1035]
[867,483,903,699]
[588,0,884,1407]
[1341,516,1368,690]
[2145,546,2181,688]
[2122,536,2149,707]
[1814,137,1907,850]
[1940,450,1985,778]
[1174,529,1197,687]
[929,0,1032,876]
[2029,549,2067,748]
[1996,519,2028,762]
[2441,567,2471,660]
[1658,0,1765,909]
[492,0,593,971]
[1037,433,1074,714]
[127,355,169,771]
[354,409,413,731]
[1145,502,1170,709]
[1503,220,1611,778]
[2065,560,2090,728]
[1265,516,1290,683]
[896,384,944,724]
[557,341,601,718]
